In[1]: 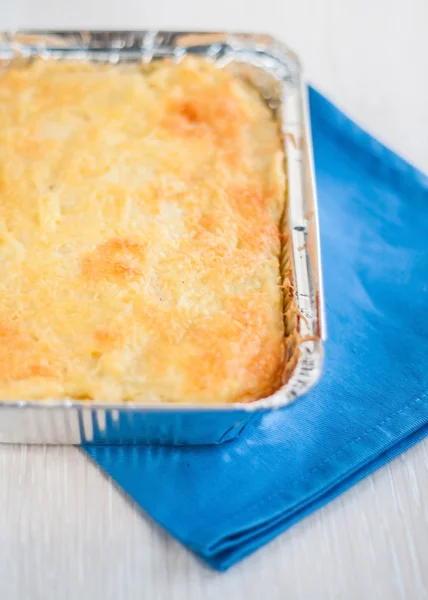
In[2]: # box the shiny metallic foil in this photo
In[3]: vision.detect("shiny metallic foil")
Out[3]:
[0,31,325,445]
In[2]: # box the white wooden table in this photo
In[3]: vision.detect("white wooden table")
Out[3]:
[1,1,428,598]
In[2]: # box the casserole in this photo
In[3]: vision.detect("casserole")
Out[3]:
[0,31,324,445]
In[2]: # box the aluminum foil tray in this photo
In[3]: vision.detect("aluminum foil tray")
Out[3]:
[0,30,325,445]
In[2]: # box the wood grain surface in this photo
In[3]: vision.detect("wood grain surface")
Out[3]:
[1,1,428,598]
[1,442,428,599]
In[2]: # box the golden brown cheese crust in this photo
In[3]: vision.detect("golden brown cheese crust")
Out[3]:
[0,57,286,403]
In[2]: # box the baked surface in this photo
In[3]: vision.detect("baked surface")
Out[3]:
[0,57,286,403]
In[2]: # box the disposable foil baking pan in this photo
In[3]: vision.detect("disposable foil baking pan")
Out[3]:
[0,30,325,445]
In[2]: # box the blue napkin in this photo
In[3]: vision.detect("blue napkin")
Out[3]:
[83,87,428,571]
